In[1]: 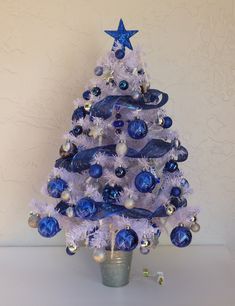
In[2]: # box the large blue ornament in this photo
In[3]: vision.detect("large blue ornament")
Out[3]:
[170,187,182,197]
[115,228,139,251]
[75,197,97,219]
[105,19,138,50]
[38,216,60,238]
[135,171,156,193]
[170,226,192,248]
[47,178,68,198]
[89,164,103,178]
[102,184,123,203]
[128,118,148,139]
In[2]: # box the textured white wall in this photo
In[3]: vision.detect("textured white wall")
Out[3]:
[0,0,234,247]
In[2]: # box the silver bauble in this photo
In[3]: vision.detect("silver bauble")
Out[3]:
[173,138,181,148]
[132,91,141,100]
[124,197,135,209]
[66,207,74,218]
[28,213,41,228]
[190,222,200,232]
[116,141,128,156]
[67,243,78,253]
[92,248,106,263]
[140,237,151,248]
[140,246,150,255]
[166,204,175,216]
[155,117,164,126]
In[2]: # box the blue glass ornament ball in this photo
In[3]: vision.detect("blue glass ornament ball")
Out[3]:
[170,226,192,248]
[115,166,126,178]
[162,116,172,129]
[128,118,148,139]
[135,171,156,193]
[119,80,129,90]
[66,247,76,256]
[112,120,124,128]
[47,178,68,198]
[170,187,182,197]
[115,228,139,251]
[75,197,97,219]
[38,216,60,238]
[94,66,103,76]
[115,49,125,59]
[92,86,101,97]
[70,125,83,137]
[83,90,91,100]
[72,106,86,121]
[89,164,103,178]
[165,160,178,173]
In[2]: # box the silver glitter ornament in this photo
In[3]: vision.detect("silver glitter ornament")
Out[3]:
[166,204,175,216]
[190,222,200,232]
[28,213,41,228]
[132,91,141,100]
[173,138,181,148]
[93,248,107,263]
[155,117,164,126]
[59,141,77,158]
[67,243,78,253]
[140,237,151,248]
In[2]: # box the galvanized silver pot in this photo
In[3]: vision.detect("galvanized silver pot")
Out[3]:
[100,250,133,287]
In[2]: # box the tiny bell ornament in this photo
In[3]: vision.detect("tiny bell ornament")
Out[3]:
[28,19,200,287]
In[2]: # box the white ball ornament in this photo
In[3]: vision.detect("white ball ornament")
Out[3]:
[116,141,128,157]
[92,248,107,263]
[124,197,135,209]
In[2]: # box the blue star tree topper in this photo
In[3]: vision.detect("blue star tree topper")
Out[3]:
[105,19,138,50]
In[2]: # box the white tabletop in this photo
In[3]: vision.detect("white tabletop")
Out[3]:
[0,246,234,306]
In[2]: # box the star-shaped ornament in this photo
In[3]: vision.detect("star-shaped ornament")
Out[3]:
[105,19,138,50]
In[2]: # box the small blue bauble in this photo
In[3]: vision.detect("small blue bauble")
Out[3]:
[170,197,187,208]
[119,80,129,90]
[70,125,83,137]
[170,226,192,248]
[94,66,103,76]
[115,49,125,59]
[89,164,103,178]
[55,201,70,215]
[83,90,91,100]
[115,228,139,251]
[47,178,68,198]
[72,106,86,121]
[164,160,178,173]
[170,187,182,197]
[181,178,189,188]
[135,171,156,193]
[38,216,60,238]
[112,120,124,128]
[128,118,148,139]
[74,197,97,219]
[92,86,101,96]
[115,166,126,178]
[162,116,172,129]
[102,184,123,203]
[66,246,76,256]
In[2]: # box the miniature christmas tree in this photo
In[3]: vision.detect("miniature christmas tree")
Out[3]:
[28,19,200,261]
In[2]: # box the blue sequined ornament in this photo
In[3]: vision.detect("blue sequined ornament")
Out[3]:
[128,118,148,139]
[170,226,192,248]
[102,184,123,203]
[92,86,101,97]
[38,216,60,238]
[47,178,68,198]
[115,228,139,251]
[89,164,103,178]
[69,125,83,137]
[135,171,156,193]
[115,166,126,178]
[94,66,103,76]
[72,106,86,121]
[119,80,129,90]
[115,49,125,59]
[75,197,97,219]
[112,120,124,128]
[105,19,138,50]
[164,160,178,173]
[162,116,172,129]
[83,90,91,100]
[170,187,182,197]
